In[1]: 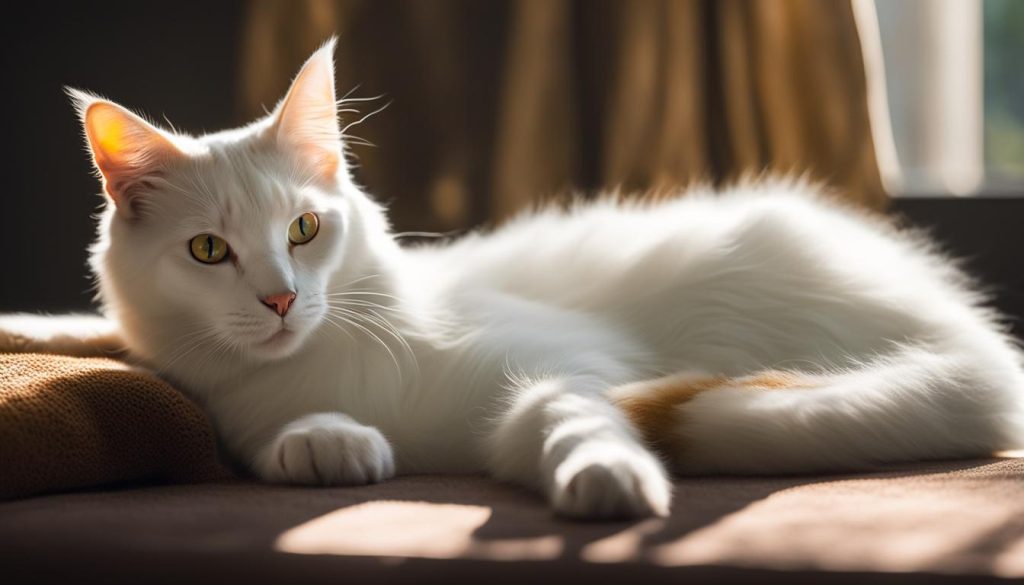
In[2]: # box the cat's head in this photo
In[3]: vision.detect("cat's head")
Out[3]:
[75,40,393,367]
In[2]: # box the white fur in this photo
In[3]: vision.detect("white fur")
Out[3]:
[3,42,1023,520]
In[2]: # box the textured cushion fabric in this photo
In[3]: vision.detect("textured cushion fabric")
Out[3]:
[0,353,230,500]
[1,458,1022,584]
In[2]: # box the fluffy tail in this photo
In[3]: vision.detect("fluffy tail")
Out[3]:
[0,313,125,358]
[611,345,1024,474]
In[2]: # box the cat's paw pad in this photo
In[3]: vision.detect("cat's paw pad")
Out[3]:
[551,448,671,520]
[259,417,396,486]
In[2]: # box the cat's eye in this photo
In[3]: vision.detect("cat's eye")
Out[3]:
[189,234,229,264]
[288,212,319,245]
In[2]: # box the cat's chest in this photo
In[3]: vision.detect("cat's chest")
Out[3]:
[204,296,644,446]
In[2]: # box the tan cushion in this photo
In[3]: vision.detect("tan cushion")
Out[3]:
[0,353,230,499]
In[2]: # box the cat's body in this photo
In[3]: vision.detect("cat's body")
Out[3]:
[182,183,1024,477]
[3,42,1023,519]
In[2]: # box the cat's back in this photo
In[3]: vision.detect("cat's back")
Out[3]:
[402,180,1000,378]
[411,180,953,307]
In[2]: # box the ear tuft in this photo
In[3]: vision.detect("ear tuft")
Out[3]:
[67,88,184,213]
[272,38,343,184]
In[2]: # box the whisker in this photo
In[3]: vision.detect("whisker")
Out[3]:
[337,94,387,104]
[360,309,420,375]
[325,298,407,314]
[341,100,392,136]
[334,304,418,361]
[323,290,402,301]
[320,313,358,345]
[157,324,220,375]
[337,83,364,102]
[324,311,404,383]
[344,136,377,148]
[329,273,383,292]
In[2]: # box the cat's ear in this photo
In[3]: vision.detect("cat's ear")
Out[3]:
[272,38,343,184]
[68,89,185,214]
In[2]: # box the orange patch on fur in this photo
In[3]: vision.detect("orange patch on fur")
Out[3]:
[609,370,812,455]
[733,371,813,390]
[610,373,726,453]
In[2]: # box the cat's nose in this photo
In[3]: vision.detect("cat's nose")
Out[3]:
[261,291,297,317]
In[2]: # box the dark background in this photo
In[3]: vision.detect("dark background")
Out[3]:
[0,2,245,311]
[1,2,1021,341]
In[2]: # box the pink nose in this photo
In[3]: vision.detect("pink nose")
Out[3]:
[262,291,296,317]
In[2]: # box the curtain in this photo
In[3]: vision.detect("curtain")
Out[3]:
[241,0,888,233]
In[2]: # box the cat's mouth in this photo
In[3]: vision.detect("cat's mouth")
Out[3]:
[258,327,295,348]
[241,325,305,362]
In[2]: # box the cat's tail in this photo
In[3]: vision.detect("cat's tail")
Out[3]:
[0,313,126,358]
[610,344,1024,474]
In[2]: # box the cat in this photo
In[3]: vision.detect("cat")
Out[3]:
[2,39,1023,519]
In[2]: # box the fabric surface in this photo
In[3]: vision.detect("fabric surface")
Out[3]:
[0,353,230,500]
[239,0,888,234]
[2,458,1022,584]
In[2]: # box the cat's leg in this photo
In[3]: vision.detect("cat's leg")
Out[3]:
[486,375,672,519]
[0,313,125,357]
[613,344,1024,474]
[252,412,396,485]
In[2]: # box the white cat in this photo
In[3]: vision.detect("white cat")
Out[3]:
[3,41,1023,519]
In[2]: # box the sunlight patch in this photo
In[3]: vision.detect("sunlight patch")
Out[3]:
[274,500,563,561]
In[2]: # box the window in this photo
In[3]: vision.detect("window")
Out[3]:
[984,0,1024,189]
[874,0,1024,195]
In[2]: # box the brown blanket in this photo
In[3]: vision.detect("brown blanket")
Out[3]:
[2,460,1023,583]
[0,353,230,500]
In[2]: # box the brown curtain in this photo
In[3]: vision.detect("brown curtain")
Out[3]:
[241,0,887,233]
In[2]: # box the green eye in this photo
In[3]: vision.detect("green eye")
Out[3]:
[189,234,229,264]
[288,212,319,245]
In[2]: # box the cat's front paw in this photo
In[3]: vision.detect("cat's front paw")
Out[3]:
[258,413,396,486]
[550,444,671,520]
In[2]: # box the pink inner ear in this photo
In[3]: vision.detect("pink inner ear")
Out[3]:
[274,42,343,183]
[81,100,184,209]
